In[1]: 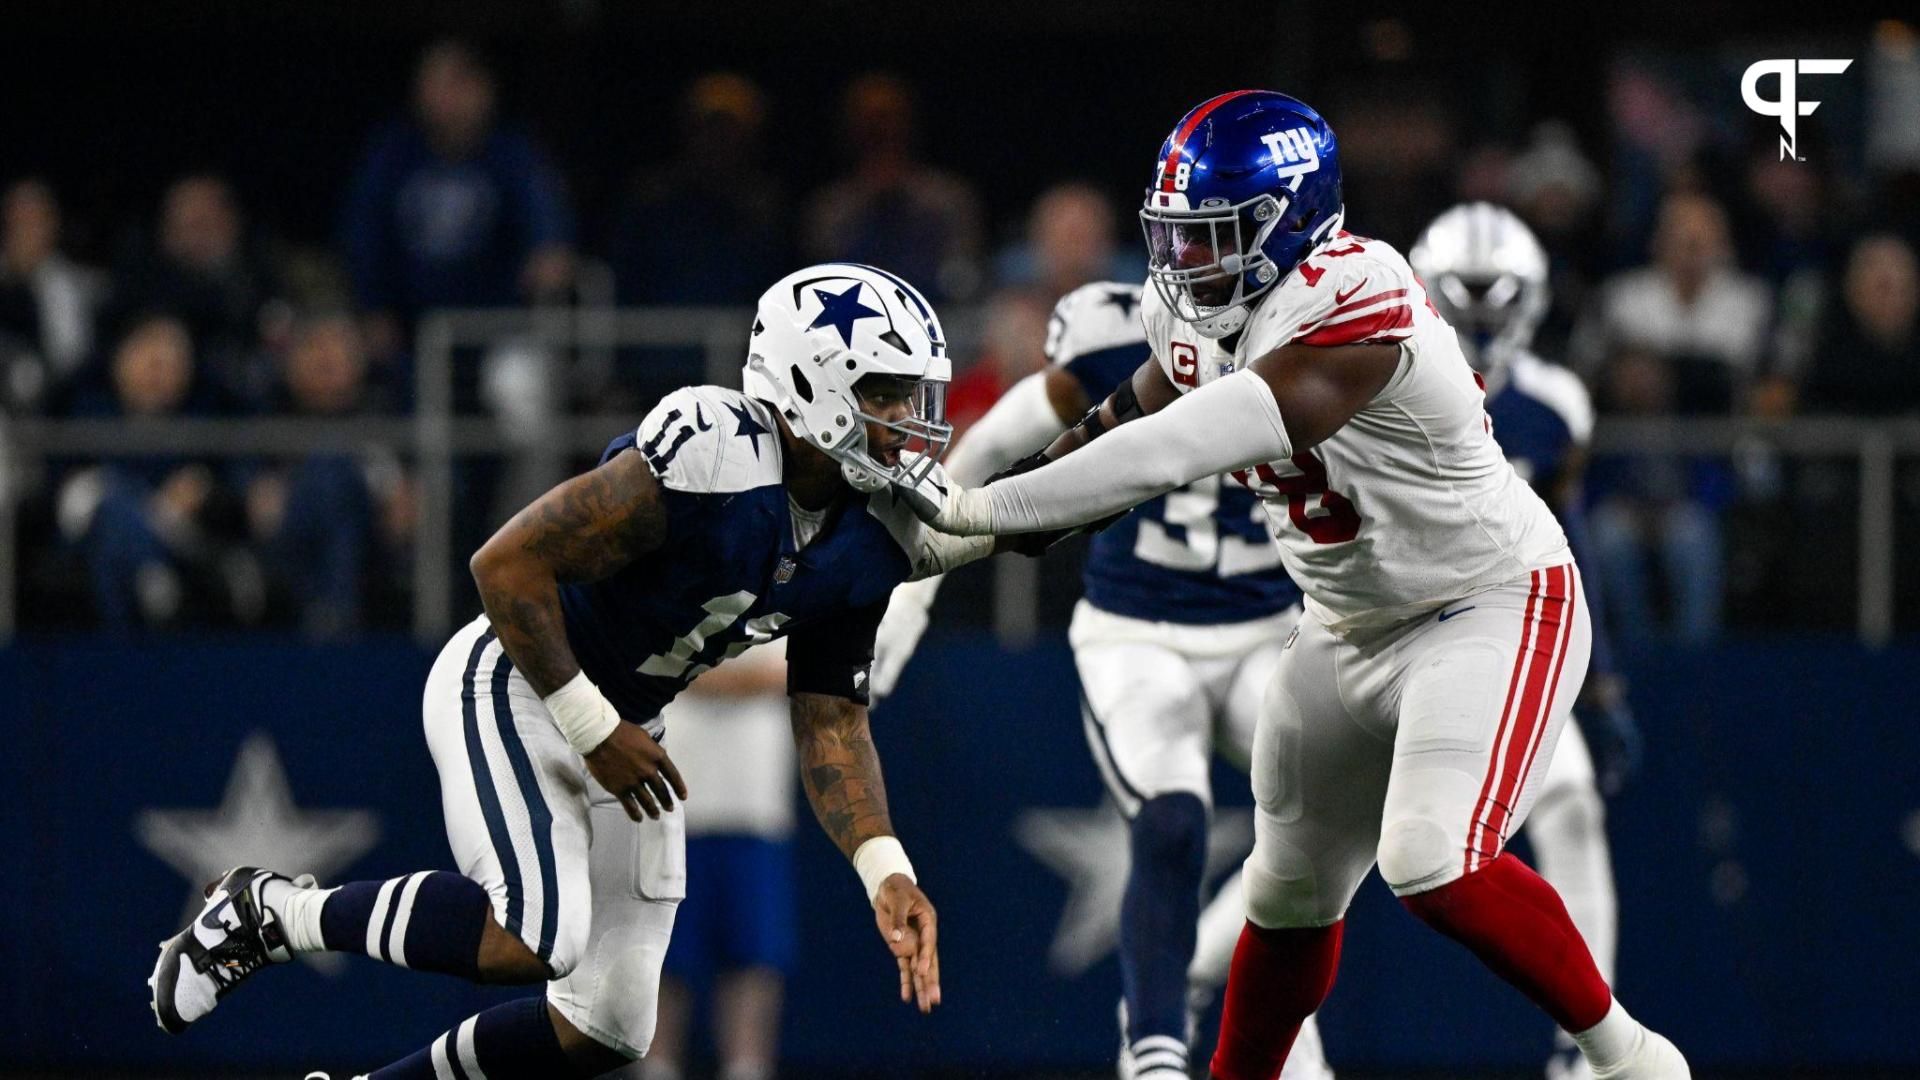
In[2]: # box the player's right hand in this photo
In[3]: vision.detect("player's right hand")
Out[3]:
[583,722,688,821]
[873,874,941,1013]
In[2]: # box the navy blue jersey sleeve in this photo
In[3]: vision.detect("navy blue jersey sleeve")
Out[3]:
[1062,342,1153,405]
[785,601,885,706]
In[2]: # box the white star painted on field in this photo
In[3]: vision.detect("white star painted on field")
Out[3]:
[135,731,381,974]
[1013,800,1254,977]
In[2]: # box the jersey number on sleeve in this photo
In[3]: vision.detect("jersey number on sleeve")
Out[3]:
[641,408,697,473]
[1234,452,1362,544]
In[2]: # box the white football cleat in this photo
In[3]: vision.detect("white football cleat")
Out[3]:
[148,866,312,1034]
[1116,997,1199,1079]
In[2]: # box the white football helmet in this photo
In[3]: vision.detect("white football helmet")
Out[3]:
[1408,202,1550,374]
[742,263,952,492]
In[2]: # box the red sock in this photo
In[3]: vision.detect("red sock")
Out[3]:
[1400,851,1610,1031]
[1209,920,1343,1080]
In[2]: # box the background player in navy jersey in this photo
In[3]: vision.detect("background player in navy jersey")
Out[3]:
[1411,203,1643,1080]
[872,281,1334,1080]
[148,264,996,1078]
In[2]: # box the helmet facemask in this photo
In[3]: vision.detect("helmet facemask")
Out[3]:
[745,351,951,494]
[1141,190,1342,339]
[839,372,951,492]
[1426,270,1545,377]
[742,264,956,495]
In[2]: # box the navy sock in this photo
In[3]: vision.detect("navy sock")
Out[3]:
[369,997,579,1079]
[1120,792,1209,1069]
[318,871,489,979]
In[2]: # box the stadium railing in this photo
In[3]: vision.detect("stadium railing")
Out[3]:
[0,304,1911,646]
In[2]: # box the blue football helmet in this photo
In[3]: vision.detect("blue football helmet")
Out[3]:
[1140,90,1346,338]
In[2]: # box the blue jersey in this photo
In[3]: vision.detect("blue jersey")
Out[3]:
[1485,352,1593,496]
[558,386,978,728]
[1046,283,1301,625]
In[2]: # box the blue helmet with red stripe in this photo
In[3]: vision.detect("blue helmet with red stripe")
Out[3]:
[1141,90,1345,338]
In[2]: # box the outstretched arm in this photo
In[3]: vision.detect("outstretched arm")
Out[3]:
[924,341,1401,536]
[791,691,941,1011]
[872,367,1088,704]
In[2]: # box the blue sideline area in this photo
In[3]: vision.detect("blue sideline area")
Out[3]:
[2,632,1915,1075]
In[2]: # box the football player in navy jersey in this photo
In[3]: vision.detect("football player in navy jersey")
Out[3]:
[149,265,996,1078]
[874,280,1333,1080]
[1410,203,1643,1080]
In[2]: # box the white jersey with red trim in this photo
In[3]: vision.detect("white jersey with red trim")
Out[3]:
[1142,232,1570,633]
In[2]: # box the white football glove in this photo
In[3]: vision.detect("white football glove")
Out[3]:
[891,453,995,535]
[869,576,941,709]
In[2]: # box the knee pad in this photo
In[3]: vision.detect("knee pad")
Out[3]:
[1131,793,1208,869]
[1241,835,1353,929]
[548,906,677,1059]
[1377,816,1458,895]
[542,915,591,981]
[589,927,667,1055]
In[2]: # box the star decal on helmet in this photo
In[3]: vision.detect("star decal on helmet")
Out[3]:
[807,282,884,347]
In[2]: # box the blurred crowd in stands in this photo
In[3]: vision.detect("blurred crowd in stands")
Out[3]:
[4,26,1919,639]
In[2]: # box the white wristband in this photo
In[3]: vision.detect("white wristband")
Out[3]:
[852,835,916,902]
[542,670,623,757]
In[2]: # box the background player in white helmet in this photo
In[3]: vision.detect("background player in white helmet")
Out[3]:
[899,90,1688,1079]
[1411,202,1645,1080]
[148,264,993,1077]
[872,280,1333,1079]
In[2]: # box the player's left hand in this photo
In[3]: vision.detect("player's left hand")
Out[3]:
[872,874,941,1013]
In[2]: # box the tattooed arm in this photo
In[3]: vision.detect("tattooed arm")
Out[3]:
[791,692,896,858]
[468,449,666,696]
[469,449,686,819]
[791,691,942,1012]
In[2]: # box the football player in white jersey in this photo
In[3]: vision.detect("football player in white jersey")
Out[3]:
[1412,202,1645,1080]
[896,91,1689,1079]
[872,280,1332,1079]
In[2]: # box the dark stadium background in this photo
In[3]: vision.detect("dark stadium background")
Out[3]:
[3,2,1915,1078]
